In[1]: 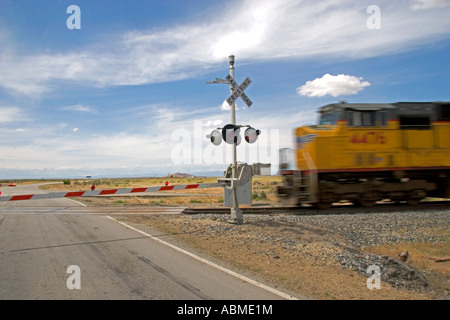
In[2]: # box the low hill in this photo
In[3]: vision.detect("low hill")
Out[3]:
[166,172,195,178]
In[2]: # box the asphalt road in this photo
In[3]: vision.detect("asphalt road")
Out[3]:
[0,184,299,300]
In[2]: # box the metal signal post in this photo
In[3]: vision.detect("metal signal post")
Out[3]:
[206,55,260,225]
[228,55,243,224]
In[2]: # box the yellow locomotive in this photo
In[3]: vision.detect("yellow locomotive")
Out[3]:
[277,101,450,208]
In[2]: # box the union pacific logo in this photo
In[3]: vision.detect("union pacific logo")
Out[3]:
[296,134,317,149]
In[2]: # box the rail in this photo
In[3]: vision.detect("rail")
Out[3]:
[182,199,450,215]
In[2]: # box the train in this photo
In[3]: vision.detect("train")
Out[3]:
[276,101,450,208]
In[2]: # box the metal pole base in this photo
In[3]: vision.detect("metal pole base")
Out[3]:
[228,208,243,225]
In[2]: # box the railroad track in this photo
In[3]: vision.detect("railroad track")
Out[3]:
[183,206,297,215]
[182,200,450,215]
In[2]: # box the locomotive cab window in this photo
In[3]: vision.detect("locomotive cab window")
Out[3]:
[347,110,387,127]
[437,103,450,121]
[319,112,340,125]
[399,116,431,130]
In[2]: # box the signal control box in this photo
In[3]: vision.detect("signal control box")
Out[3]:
[218,162,253,206]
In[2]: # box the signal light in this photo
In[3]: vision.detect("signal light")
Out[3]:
[207,124,260,145]
[206,130,223,146]
[235,133,242,146]
[222,124,241,145]
[244,127,260,143]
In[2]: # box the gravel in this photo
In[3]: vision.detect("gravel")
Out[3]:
[186,207,449,291]
[190,207,449,246]
[285,208,449,247]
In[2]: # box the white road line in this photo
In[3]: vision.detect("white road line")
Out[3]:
[65,198,88,207]
[106,215,300,300]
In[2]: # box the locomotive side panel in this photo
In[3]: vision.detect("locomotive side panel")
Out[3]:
[434,123,450,148]
[344,119,399,171]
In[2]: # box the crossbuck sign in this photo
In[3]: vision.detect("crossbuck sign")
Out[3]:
[225,74,253,107]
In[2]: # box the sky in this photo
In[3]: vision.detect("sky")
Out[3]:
[0,0,449,179]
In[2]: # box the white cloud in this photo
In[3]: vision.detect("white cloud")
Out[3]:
[410,0,450,11]
[220,100,243,111]
[220,101,230,111]
[72,128,79,133]
[0,0,449,97]
[212,119,223,126]
[0,106,29,123]
[203,120,222,127]
[61,104,98,114]
[297,74,371,98]
[0,132,166,171]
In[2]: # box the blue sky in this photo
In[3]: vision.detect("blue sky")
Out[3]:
[0,0,449,178]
